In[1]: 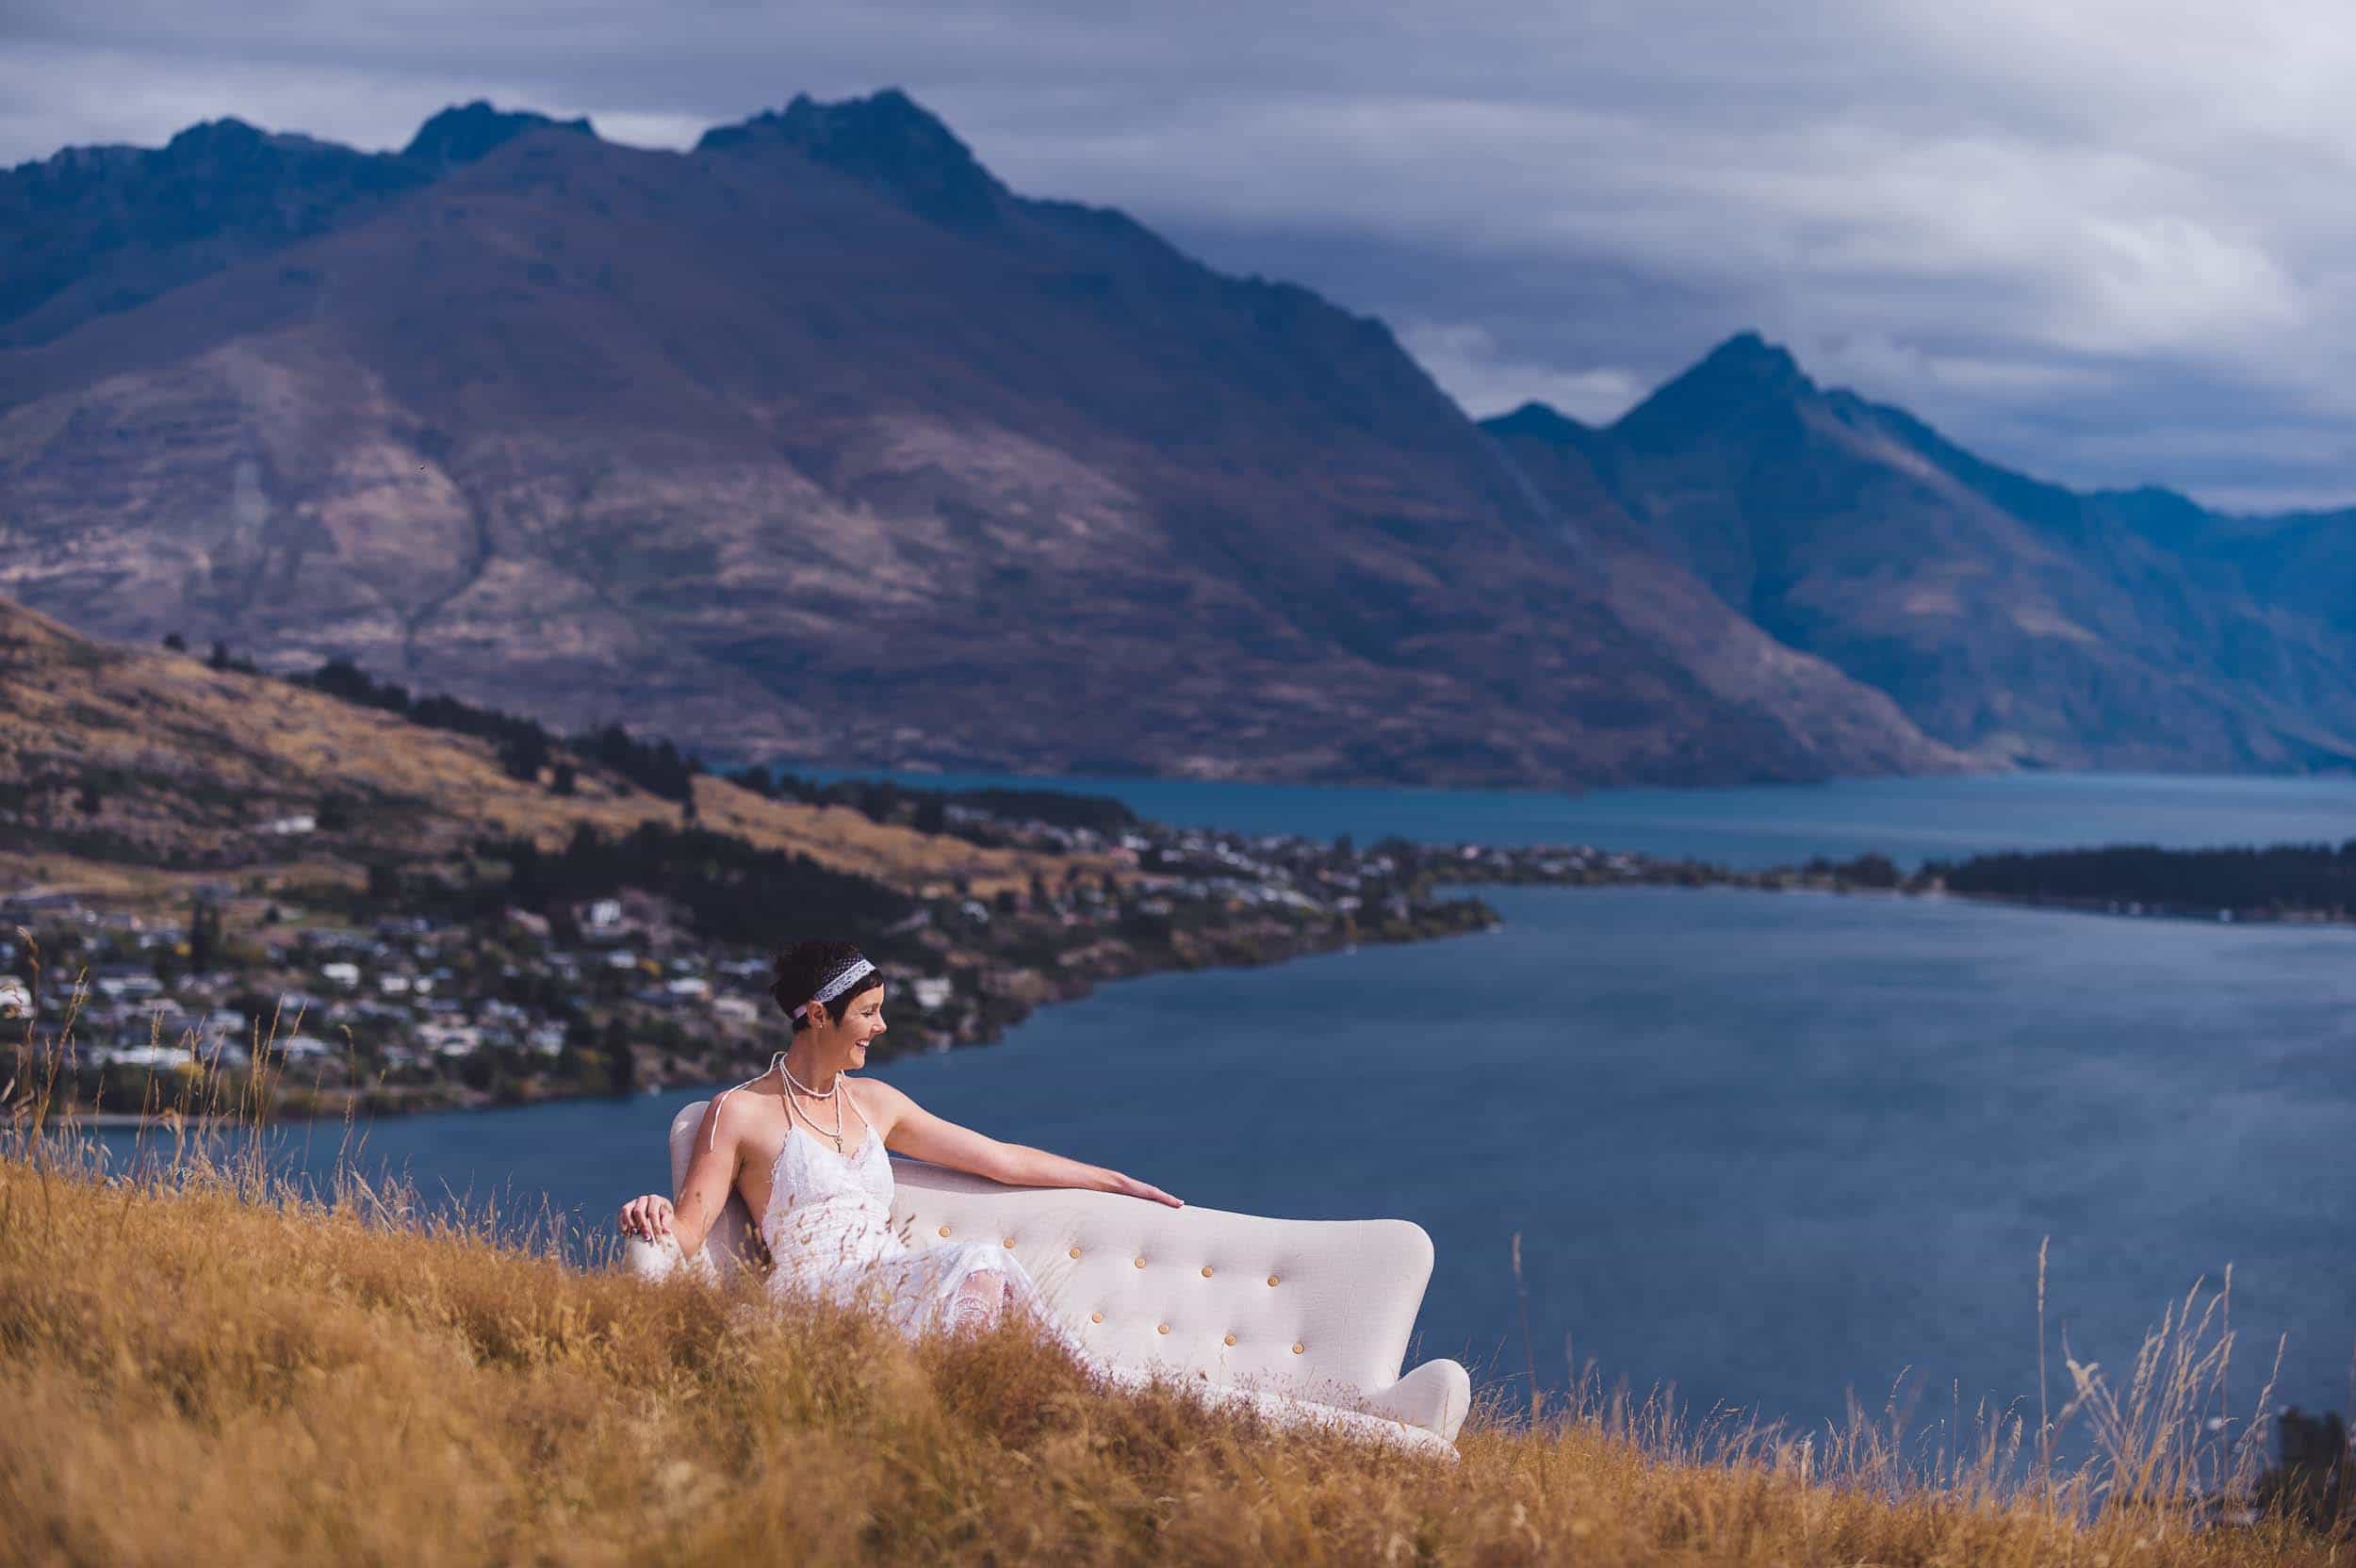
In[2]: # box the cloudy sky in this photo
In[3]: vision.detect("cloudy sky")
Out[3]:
[7,0,2354,511]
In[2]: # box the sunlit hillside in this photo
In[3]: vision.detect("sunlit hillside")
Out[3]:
[0,593,1092,903]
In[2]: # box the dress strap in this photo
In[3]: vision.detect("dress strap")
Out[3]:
[709,1052,796,1151]
[840,1077,875,1148]
[707,1083,742,1152]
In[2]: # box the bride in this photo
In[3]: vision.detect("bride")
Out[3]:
[618,939,1182,1335]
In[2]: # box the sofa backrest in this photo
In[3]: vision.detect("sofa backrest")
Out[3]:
[663,1098,1432,1401]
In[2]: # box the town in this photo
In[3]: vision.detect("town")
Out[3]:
[12,793,1664,1119]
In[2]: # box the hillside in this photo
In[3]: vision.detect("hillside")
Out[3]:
[0,593,1500,1105]
[1484,336,2356,772]
[0,1152,2338,1565]
[0,592,1077,901]
[0,94,1955,789]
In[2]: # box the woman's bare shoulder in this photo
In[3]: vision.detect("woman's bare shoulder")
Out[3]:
[847,1075,917,1126]
[696,1080,777,1150]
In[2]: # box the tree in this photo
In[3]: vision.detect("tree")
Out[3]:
[162,632,188,653]
[499,729,549,783]
[188,901,221,973]
[599,1017,638,1098]
[549,760,577,797]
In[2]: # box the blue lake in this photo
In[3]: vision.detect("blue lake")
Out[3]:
[808,764,2356,869]
[90,774,2356,1451]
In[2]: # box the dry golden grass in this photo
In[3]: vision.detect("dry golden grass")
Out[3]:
[1,1143,2342,1568]
[0,595,1092,899]
[1,1003,2343,1568]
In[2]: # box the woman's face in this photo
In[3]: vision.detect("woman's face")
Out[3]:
[818,986,887,1068]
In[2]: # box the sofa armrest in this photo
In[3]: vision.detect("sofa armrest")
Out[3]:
[622,1233,719,1284]
[1357,1358,1471,1442]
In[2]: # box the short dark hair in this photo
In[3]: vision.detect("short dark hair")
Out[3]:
[769,939,883,1032]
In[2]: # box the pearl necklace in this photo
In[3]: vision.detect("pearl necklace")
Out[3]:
[774,1052,835,1098]
[778,1056,846,1153]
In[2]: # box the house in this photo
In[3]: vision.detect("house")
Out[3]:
[95,970,164,1001]
[320,961,361,988]
[417,1023,483,1057]
[96,1043,188,1069]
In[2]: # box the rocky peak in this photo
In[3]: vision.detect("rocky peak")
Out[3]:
[1611,331,1817,449]
[402,102,597,172]
[697,88,1006,230]
[1481,400,1595,445]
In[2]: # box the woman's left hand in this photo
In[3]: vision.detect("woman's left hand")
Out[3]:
[1110,1172,1184,1208]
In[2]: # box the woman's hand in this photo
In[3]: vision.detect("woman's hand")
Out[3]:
[619,1193,676,1240]
[1109,1172,1184,1208]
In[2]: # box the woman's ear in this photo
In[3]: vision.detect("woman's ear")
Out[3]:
[802,1000,829,1031]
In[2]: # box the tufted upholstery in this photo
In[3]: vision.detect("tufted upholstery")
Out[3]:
[624,1099,1470,1450]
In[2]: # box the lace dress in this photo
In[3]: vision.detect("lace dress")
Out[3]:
[744,1084,1061,1339]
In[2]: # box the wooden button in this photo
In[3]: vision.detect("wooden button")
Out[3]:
[937,1226,950,1237]
[1068,1247,1082,1259]
[1133,1256,1147,1269]
[1089,1312,1103,1324]
[1200,1265,1214,1278]
[1155,1323,1170,1335]
[1291,1343,1304,1355]
[1222,1333,1237,1347]
[1002,1237,1015,1249]
[1266,1275,1280,1287]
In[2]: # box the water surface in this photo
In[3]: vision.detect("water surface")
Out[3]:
[809,766,2356,869]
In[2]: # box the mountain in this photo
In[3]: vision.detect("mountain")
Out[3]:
[0,104,589,350]
[1485,335,2356,772]
[0,93,1957,789]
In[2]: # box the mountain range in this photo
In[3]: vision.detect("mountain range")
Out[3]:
[2,92,2349,785]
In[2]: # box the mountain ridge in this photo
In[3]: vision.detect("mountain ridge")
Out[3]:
[1484,337,2356,770]
[5,94,2343,784]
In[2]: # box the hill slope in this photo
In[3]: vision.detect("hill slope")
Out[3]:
[0,1155,2329,1565]
[1485,335,2356,771]
[0,94,1955,788]
[0,594,1062,898]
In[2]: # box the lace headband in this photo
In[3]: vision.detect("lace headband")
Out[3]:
[793,956,876,1020]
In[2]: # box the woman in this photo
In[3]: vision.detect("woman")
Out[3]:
[618,939,1182,1335]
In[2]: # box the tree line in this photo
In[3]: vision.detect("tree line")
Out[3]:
[1924,841,2356,915]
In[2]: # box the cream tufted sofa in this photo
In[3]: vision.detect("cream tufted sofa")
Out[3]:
[622,1100,1471,1455]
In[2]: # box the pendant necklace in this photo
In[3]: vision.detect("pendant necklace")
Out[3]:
[782,1061,846,1153]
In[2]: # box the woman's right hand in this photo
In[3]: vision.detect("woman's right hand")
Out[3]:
[619,1194,675,1240]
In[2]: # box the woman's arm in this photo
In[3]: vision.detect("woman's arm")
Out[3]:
[618,1097,745,1254]
[869,1080,1182,1207]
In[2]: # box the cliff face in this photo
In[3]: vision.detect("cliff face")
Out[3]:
[1487,335,2356,772]
[0,94,1956,788]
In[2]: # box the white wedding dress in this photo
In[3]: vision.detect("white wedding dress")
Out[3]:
[752,1094,1061,1339]
[718,1077,1439,1453]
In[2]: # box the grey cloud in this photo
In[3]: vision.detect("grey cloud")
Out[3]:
[6,0,2355,508]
